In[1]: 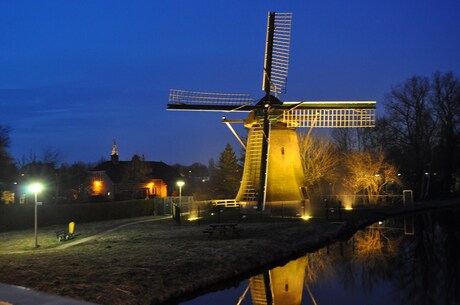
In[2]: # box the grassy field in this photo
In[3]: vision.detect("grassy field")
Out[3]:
[0,215,350,305]
[0,217,152,253]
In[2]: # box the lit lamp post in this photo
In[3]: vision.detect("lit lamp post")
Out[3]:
[173,181,185,224]
[29,182,44,248]
[176,180,185,205]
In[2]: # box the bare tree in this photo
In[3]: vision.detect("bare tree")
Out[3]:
[331,129,357,153]
[385,76,437,199]
[431,71,460,196]
[343,150,400,205]
[0,125,17,198]
[299,131,339,196]
[42,146,65,166]
[122,154,152,183]
[360,117,399,154]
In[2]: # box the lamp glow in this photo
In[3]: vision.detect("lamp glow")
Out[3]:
[176,180,185,205]
[29,183,44,193]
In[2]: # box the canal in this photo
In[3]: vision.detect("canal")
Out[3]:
[180,208,460,305]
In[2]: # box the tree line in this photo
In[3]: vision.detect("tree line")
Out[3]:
[0,138,94,204]
[328,71,459,200]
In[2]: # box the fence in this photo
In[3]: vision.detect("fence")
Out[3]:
[0,199,155,232]
[153,196,194,216]
[154,191,415,224]
[317,191,413,222]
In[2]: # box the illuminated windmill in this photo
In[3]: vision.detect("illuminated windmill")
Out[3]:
[167,12,376,213]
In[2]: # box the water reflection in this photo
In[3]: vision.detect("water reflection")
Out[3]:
[248,256,307,305]
[181,209,460,305]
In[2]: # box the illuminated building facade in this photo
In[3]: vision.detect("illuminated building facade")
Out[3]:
[87,143,181,200]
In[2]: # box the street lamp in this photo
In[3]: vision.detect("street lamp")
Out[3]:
[176,180,185,205]
[29,182,44,248]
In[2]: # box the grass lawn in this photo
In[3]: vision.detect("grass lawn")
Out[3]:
[0,215,348,305]
[0,217,153,253]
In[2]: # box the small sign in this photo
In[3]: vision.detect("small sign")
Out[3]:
[36,202,43,206]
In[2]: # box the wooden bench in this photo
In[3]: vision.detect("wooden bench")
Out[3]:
[203,223,243,238]
[56,221,76,242]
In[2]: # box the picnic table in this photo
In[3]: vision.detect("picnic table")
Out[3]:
[203,223,242,238]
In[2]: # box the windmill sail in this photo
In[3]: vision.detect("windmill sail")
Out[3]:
[257,12,293,212]
[168,89,254,112]
[281,101,376,128]
[262,12,292,95]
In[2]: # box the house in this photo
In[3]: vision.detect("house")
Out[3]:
[87,141,181,201]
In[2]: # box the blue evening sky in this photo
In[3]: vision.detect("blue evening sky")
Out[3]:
[1,0,459,166]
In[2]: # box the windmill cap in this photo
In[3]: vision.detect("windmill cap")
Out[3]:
[256,94,283,107]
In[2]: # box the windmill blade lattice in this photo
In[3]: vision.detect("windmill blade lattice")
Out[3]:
[283,108,376,128]
[280,101,376,128]
[168,89,255,112]
[262,12,293,95]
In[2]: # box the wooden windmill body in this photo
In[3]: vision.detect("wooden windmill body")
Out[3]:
[167,12,376,215]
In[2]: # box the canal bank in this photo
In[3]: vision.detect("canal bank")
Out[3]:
[181,204,460,305]
[0,198,459,305]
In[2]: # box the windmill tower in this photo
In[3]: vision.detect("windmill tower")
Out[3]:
[167,12,376,214]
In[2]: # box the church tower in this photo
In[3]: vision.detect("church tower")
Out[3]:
[111,139,119,164]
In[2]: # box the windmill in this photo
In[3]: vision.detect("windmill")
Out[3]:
[167,12,376,214]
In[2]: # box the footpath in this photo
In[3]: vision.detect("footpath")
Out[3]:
[56,216,170,250]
